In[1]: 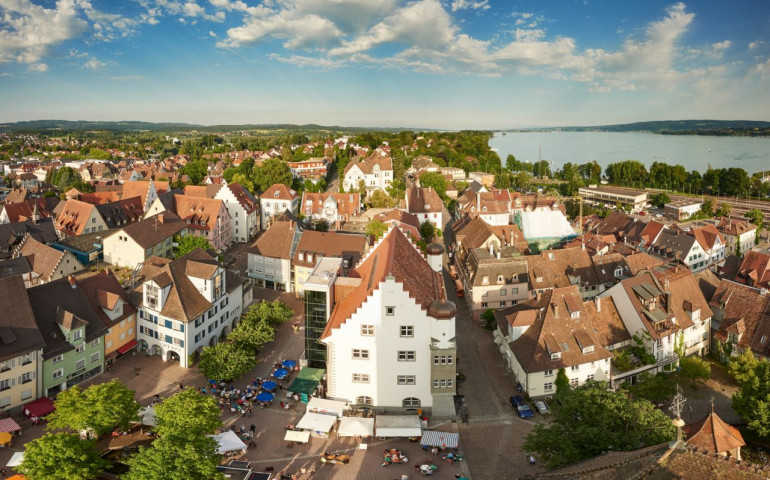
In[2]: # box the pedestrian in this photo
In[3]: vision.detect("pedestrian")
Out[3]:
[250,424,256,435]
[529,456,536,465]
[179,383,184,390]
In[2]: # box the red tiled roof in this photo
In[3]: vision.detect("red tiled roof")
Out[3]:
[260,184,297,201]
[684,411,745,455]
[321,227,445,340]
[301,192,360,217]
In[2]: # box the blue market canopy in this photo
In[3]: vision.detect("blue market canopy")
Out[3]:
[272,368,289,379]
[256,392,274,402]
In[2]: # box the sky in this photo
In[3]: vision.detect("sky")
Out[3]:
[1,0,769,129]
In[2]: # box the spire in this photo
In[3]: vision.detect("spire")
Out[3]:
[669,384,687,443]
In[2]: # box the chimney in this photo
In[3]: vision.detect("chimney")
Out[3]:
[67,275,77,289]
[488,243,494,255]
[496,250,501,260]
[551,302,559,317]
[595,296,601,312]
[476,193,480,213]
[158,213,164,224]
[536,291,542,302]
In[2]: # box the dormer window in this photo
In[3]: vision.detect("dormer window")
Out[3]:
[548,253,555,260]
[274,191,279,197]
[307,253,313,262]
[497,275,504,284]
[482,276,489,285]
[550,352,561,360]
[582,345,594,354]
[614,267,623,277]
[298,253,304,261]
[570,311,580,319]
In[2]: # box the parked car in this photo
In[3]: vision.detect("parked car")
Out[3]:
[533,400,550,414]
[509,395,534,419]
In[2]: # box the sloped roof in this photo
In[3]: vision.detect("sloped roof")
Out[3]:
[260,184,297,201]
[183,184,222,198]
[691,224,724,251]
[406,187,443,214]
[623,252,665,276]
[684,410,745,455]
[110,212,186,249]
[20,237,70,281]
[508,286,613,373]
[709,280,770,357]
[223,182,258,214]
[527,248,597,291]
[0,275,46,362]
[77,271,136,329]
[343,154,393,175]
[251,213,302,260]
[301,192,360,217]
[95,196,145,230]
[292,231,367,268]
[173,195,226,232]
[122,180,169,207]
[1,198,56,223]
[54,199,97,236]
[0,218,58,256]
[735,250,770,289]
[321,227,446,340]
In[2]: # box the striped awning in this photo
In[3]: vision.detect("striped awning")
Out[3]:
[0,417,21,433]
[420,430,459,449]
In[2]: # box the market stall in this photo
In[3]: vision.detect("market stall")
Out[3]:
[138,405,156,426]
[306,397,347,418]
[287,367,325,401]
[296,411,337,438]
[283,429,311,444]
[375,415,422,438]
[0,418,21,434]
[337,417,374,438]
[5,451,23,468]
[22,397,55,423]
[211,430,248,455]
[420,430,459,449]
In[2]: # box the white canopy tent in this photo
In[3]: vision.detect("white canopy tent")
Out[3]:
[283,430,311,443]
[337,417,375,437]
[420,430,459,449]
[138,405,156,426]
[211,430,248,455]
[6,451,23,467]
[306,397,347,418]
[296,412,337,433]
[375,415,422,438]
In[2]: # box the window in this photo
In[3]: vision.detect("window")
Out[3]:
[0,379,10,391]
[356,396,373,406]
[20,372,33,384]
[386,306,395,316]
[90,352,100,363]
[0,397,9,408]
[544,369,554,377]
[361,325,374,336]
[146,284,159,309]
[500,288,506,296]
[52,368,63,379]
[75,359,86,371]
[72,329,82,341]
[481,302,488,308]
[544,383,554,392]
[352,373,370,383]
[571,365,579,371]
[21,354,32,365]
[403,397,420,408]
[500,301,506,307]
[570,378,579,387]
[21,389,32,401]
[398,351,416,361]
[570,311,580,319]
[586,374,594,381]
[352,349,369,360]
[397,375,416,385]
[400,326,413,337]
[75,343,85,354]
[0,361,11,372]
[52,354,63,364]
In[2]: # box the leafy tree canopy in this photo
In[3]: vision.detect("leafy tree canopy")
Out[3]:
[745,208,764,230]
[198,340,257,382]
[365,219,389,238]
[47,379,140,437]
[20,433,108,480]
[420,221,435,242]
[124,438,224,480]
[175,235,213,258]
[678,356,711,383]
[523,381,676,469]
[418,172,448,202]
[154,387,222,443]
[650,192,671,209]
[728,351,770,438]
[253,158,292,192]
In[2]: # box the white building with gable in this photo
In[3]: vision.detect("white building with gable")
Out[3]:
[320,228,457,416]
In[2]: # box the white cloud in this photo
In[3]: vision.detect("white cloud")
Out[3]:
[83,57,107,69]
[712,40,731,51]
[0,0,88,67]
[748,40,764,50]
[28,63,48,72]
[267,53,346,69]
[154,0,225,22]
[109,74,144,81]
[209,30,217,37]
[451,0,489,12]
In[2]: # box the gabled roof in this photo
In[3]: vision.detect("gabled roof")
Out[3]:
[709,280,770,358]
[622,252,665,276]
[222,183,258,214]
[173,195,226,232]
[734,250,770,289]
[28,276,109,358]
[0,218,58,256]
[138,249,230,322]
[108,212,186,250]
[406,187,443,214]
[53,199,97,236]
[122,180,169,207]
[291,231,367,268]
[1,198,56,223]
[715,217,757,236]
[507,286,613,373]
[651,229,697,260]
[260,184,297,201]
[300,192,360,217]
[183,184,222,198]
[20,237,72,282]
[321,227,446,340]
[250,212,302,260]
[343,154,393,175]
[0,275,46,362]
[691,224,724,251]
[526,248,597,291]
[684,410,745,455]
[95,196,145,230]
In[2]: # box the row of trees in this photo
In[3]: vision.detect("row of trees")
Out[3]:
[728,351,770,439]
[198,300,293,381]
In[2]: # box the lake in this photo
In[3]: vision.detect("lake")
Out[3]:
[489,131,770,175]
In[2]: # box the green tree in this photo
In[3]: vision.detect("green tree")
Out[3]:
[46,379,140,437]
[555,368,570,395]
[227,300,293,353]
[745,208,764,230]
[20,433,108,480]
[253,158,292,192]
[181,159,209,185]
[155,387,222,442]
[532,160,552,178]
[604,160,648,186]
[626,373,676,403]
[124,438,224,480]
[650,192,671,209]
[175,236,213,258]
[198,341,257,381]
[678,356,711,383]
[420,221,435,241]
[513,171,532,191]
[728,351,770,438]
[368,189,396,208]
[700,199,714,217]
[578,161,602,183]
[365,219,389,238]
[481,308,496,330]
[418,172,448,202]
[716,202,732,217]
[505,154,522,172]
[523,381,676,468]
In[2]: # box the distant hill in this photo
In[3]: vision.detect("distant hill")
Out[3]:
[504,119,770,135]
[0,120,407,134]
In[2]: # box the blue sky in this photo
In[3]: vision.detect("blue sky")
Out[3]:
[1,0,769,129]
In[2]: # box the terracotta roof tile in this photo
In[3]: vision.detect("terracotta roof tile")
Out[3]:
[406,187,443,213]
[173,195,227,232]
[300,192,360,218]
[291,231,367,268]
[684,411,745,455]
[20,237,69,281]
[260,184,298,201]
[251,214,302,260]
